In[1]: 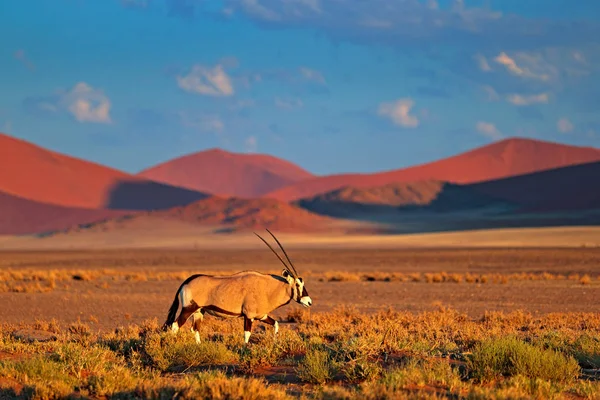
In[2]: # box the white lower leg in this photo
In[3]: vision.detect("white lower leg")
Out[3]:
[171,322,179,333]
[244,331,251,343]
[274,321,279,335]
[194,331,201,344]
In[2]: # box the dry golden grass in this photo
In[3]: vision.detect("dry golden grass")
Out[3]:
[1,308,599,399]
[1,267,597,294]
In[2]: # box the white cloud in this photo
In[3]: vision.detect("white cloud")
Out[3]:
[61,82,112,124]
[177,64,234,96]
[274,97,303,110]
[299,67,326,84]
[378,98,419,128]
[476,121,503,140]
[506,93,549,106]
[244,135,258,153]
[557,118,574,133]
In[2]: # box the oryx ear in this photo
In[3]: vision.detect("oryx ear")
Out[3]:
[282,269,294,283]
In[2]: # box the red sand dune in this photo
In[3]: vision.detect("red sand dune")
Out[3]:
[137,148,315,198]
[266,138,600,201]
[151,196,339,232]
[299,161,600,214]
[56,196,344,235]
[0,190,131,235]
[0,133,209,210]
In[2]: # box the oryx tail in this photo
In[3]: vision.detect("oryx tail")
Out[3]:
[162,274,203,331]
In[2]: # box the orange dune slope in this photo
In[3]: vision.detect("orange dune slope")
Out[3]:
[266,138,600,201]
[0,133,209,210]
[137,148,315,198]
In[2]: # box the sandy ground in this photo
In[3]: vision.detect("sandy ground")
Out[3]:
[1,226,600,250]
[1,246,599,331]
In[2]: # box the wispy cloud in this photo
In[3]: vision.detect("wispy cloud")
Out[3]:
[14,49,35,71]
[216,0,600,52]
[121,0,149,9]
[274,97,303,110]
[378,98,419,128]
[506,93,550,106]
[476,121,503,140]
[474,54,491,72]
[493,52,555,81]
[481,85,500,101]
[177,64,234,96]
[557,117,574,133]
[299,67,326,84]
[179,112,224,133]
[244,135,258,153]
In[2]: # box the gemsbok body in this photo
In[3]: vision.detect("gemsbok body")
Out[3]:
[162,229,312,343]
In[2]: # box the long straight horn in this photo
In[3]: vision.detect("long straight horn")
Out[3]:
[254,232,295,276]
[266,228,299,278]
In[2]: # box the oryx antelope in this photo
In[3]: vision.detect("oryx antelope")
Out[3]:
[162,229,312,344]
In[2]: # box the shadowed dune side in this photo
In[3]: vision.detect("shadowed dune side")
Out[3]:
[0,190,132,235]
[469,160,600,213]
[137,148,315,197]
[295,180,514,219]
[266,137,600,201]
[104,179,211,210]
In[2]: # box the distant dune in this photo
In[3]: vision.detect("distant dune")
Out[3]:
[2,133,599,238]
[0,190,131,235]
[137,148,315,197]
[294,161,600,234]
[266,138,600,201]
[298,161,600,215]
[47,196,354,236]
[0,133,210,210]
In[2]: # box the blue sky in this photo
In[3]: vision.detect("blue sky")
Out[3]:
[1,0,599,175]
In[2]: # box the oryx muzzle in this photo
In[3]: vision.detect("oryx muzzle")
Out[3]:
[162,229,312,344]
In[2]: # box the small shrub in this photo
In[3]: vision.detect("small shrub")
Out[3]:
[144,331,236,372]
[296,347,338,384]
[468,336,580,383]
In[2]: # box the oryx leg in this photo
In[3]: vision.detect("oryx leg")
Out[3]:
[190,309,204,344]
[260,315,279,338]
[243,316,253,344]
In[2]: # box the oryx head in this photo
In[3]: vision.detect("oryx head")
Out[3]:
[254,229,313,308]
